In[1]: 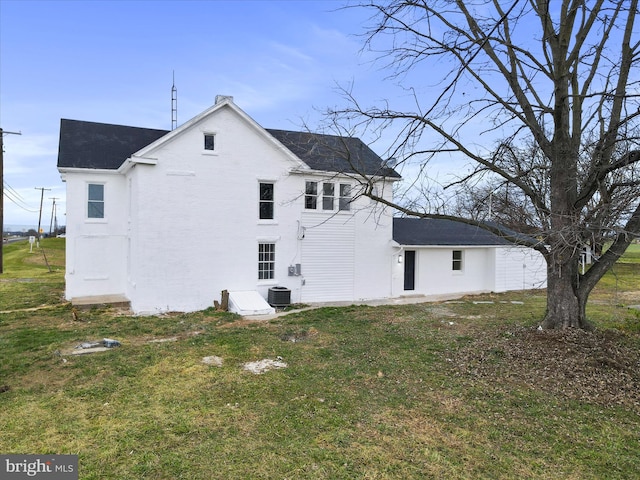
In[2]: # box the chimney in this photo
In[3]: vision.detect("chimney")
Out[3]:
[215,95,234,105]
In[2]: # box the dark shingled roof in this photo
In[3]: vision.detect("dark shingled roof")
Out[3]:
[57,119,400,178]
[393,217,514,246]
[57,119,169,169]
[266,129,400,178]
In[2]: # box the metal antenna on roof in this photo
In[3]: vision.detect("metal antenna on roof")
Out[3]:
[171,71,178,130]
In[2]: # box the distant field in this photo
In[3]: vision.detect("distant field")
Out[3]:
[619,242,640,262]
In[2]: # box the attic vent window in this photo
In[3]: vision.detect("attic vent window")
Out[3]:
[204,133,215,151]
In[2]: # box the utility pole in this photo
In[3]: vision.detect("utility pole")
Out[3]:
[35,187,51,247]
[49,197,59,235]
[1,128,22,274]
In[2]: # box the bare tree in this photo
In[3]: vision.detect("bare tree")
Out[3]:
[326,0,640,329]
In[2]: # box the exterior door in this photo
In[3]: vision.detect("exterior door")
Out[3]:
[404,250,416,291]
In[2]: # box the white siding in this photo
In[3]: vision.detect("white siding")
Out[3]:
[405,247,494,297]
[300,213,355,302]
[63,172,128,300]
[494,247,547,292]
[391,245,547,297]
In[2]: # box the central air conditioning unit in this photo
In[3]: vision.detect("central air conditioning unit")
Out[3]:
[268,286,291,307]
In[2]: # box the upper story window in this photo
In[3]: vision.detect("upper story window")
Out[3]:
[87,183,105,219]
[322,183,334,210]
[305,181,318,209]
[305,181,352,211]
[339,184,351,211]
[452,250,463,271]
[259,182,274,220]
[204,133,215,151]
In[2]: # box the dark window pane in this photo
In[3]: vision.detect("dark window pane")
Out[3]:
[305,182,317,195]
[305,196,316,209]
[259,202,274,220]
[259,183,274,219]
[204,134,215,150]
[339,184,351,211]
[452,250,463,270]
[260,183,273,200]
[305,181,317,209]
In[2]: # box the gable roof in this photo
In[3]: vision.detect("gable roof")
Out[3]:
[393,217,515,246]
[266,129,400,178]
[57,118,399,178]
[57,119,169,170]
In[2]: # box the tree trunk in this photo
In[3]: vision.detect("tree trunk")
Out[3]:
[541,259,590,330]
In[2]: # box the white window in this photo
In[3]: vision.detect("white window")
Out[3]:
[258,243,275,280]
[87,184,104,219]
[259,182,274,220]
[452,250,463,271]
[322,183,334,210]
[204,133,215,151]
[305,181,352,211]
[339,184,351,211]
[305,181,318,209]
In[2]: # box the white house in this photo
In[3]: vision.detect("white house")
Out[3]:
[57,96,401,314]
[57,96,547,314]
[391,218,547,298]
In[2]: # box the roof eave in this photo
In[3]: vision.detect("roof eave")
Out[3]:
[289,167,401,181]
[57,166,122,175]
[118,155,159,174]
[394,243,511,248]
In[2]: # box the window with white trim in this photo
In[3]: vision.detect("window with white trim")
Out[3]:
[305,181,318,209]
[322,183,334,210]
[452,250,463,271]
[204,133,215,151]
[339,183,351,211]
[259,182,274,220]
[258,243,275,280]
[87,183,105,219]
[305,181,352,211]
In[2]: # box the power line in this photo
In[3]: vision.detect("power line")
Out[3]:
[3,182,38,212]
[3,180,26,201]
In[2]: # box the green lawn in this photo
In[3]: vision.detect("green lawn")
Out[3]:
[1,239,639,479]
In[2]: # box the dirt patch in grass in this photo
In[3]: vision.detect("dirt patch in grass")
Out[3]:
[450,326,640,411]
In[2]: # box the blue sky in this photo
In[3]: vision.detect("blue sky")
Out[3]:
[1,0,400,229]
